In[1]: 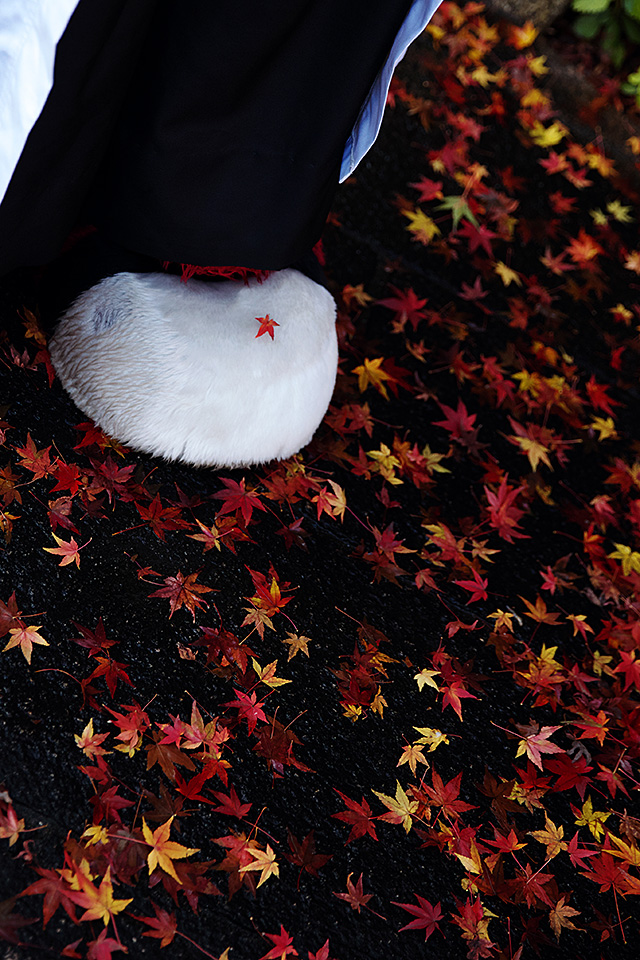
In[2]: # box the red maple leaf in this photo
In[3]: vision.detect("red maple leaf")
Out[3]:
[614,650,640,691]
[332,790,379,843]
[485,478,528,542]
[148,570,213,619]
[333,873,374,913]
[255,314,280,340]
[392,895,443,940]
[423,769,476,818]
[259,925,298,960]
[50,461,82,496]
[212,477,266,525]
[132,902,178,947]
[378,286,427,332]
[209,785,252,819]
[224,689,267,734]
[14,433,53,479]
[285,830,332,883]
[453,568,489,604]
[71,619,116,656]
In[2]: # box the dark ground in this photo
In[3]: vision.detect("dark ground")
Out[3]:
[2,5,640,960]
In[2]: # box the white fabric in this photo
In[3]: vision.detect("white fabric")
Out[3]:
[339,0,443,182]
[49,269,338,467]
[0,0,78,202]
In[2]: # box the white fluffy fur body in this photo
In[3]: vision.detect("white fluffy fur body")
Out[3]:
[49,269,338,467]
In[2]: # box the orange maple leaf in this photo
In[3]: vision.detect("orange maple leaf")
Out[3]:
[3,623,48,664]
[43,533,90,568]
[73,866,132,926]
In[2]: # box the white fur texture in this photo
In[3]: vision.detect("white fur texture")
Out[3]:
[49,269,338,467]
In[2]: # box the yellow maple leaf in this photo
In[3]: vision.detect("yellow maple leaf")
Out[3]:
[592,650,614,677]
[529,815,567,858]
[239,844,279,887]
[367,444,403,485]
[352,357,392,399]
[81,825,110,847]
[371,687,388,718]
[589,208,608,227]
[488,609,515,632]
[521,88,550,109]
[608,542,640,577]
[549,895,581,939]
[494,261,522,287]
[414,668,440,692]
[77,867,132,926]
[413,726,449,751]
[421,444,451,475]
[397,743,429,775]
[508,20,538,48]
[372,781,419,833]
[528,121,566,148]
[609,833,640,867]
[528,55,549,76]
[511,435,552,472]
[606,199,633,223]
[342,283,373,308]
[624,250,640,274]
[142,817,199,883]
[401,207,441,245]
[574,796,611,840]
[251,658,291,688]
[588,417,617,441]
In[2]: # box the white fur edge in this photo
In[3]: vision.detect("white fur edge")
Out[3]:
[49,268,338,467]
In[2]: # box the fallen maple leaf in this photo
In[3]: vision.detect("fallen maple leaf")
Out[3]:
[133,902,178,947]
[142,817,199,883]
[238,844,279,887]
[3,623,48,664]
[372,780,419,833]
[43,533,90,568]
[255,314,280,340]
[548,895,581,939]
[392,895,443,940]
[259,925,297,960]
[332,790,378,844]
[148,570,213,619]
[73,867,132,926]
[212,477,266,525]
[333,873,374,913]
[515,722,564,770]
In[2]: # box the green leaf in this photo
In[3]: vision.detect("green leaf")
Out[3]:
[436,196,479,231]
[601,21,627,68]
[572,12,607,37]
[623,13,640,38]
[572,0,612,11]
[624,0,640,21]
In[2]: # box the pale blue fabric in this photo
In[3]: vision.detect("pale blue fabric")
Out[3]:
[339,0,443,182]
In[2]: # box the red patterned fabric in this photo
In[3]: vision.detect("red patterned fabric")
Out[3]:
[162,262,272,284]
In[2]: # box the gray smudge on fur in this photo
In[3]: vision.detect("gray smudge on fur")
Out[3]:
[93,307,122,332]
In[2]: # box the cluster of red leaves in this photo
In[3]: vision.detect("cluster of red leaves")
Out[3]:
[3,3,640,958]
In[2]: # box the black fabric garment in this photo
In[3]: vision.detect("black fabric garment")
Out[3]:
[0,0,158,277]
[0,0,413,276]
